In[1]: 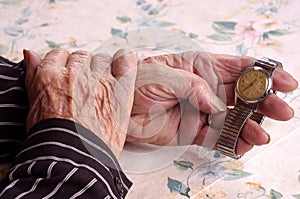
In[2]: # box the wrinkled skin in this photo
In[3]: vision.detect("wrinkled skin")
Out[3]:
[24,49,298,157]
[128,51,298,155]
[24,48,137,157]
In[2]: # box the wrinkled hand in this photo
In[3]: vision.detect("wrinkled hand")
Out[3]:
[127,51,298,155]
[24,48,137,157]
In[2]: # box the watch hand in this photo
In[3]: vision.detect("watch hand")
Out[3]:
[241,76,261,92]
[242,81,255,92]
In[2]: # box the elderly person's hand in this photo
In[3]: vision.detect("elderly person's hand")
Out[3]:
[127,51,298,155]
[24,48,137,157]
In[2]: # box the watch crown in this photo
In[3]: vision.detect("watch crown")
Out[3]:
[268,89,277,95]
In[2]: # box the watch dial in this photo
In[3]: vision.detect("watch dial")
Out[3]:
[237,69,268,101]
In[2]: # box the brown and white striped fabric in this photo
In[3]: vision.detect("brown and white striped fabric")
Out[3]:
[0,57,28,163]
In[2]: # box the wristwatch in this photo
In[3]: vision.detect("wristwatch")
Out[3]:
[216,57,283,159]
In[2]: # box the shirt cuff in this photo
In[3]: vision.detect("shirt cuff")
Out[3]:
[14,118,132,198]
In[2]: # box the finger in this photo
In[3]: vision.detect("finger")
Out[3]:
[137,64,227,114]
[141,52,220,92]
[193,122,267,156]
[209,54,254,106]
[127,105,181,145]
[194,126,220,149]
[91,53,112,76]
[183,70,228,114]
[236,138,254,155]
[23,49,42,87]
[66,50,92,81]
[240,119,269,146]
[207,111,227,130]
[112,49,137,80]
[176,103,204,145]
[236,119,270,155]
[66,50,92,70]
[273,68,298,92]
[258,94,294,120]
[112,49,138,98]
[111,49,138,132]
[216,83,235,106]
[192,125,254,154]
[193,125,222,150]
[209,53,256,83]
[39,48,70,71]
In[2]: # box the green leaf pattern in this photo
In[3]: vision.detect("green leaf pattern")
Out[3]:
[292,171,300,198]
[173,160,193,171]
[116,16,132,23]
[167,177,190,198]
[293,194,300,199]
[270,189,283,199]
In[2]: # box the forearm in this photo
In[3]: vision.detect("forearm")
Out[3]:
[0,118,132,198]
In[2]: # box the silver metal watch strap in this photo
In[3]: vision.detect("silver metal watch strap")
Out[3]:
[250,112,264,125]
[257,57,283,73]
[217,101,253,159]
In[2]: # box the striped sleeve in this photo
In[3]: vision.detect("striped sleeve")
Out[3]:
[0,118,132,199]
[0,57,28,163]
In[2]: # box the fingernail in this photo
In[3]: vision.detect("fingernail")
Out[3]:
[266,133,271,144]
[289,106,295,118]
[211,94,227,113]
[292,77,298,85]
[113,49,131,60]
[23,49,29,62]
[287,73,299,87]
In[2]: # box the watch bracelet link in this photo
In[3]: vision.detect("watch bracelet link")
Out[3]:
[250,112,265,125]
[256,57,283,72]
[216,102,253,159]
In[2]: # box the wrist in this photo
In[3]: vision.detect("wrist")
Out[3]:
[26,97,127,158]
[72,117,127,158]
[27,118,121,160]
[26,91,73,132]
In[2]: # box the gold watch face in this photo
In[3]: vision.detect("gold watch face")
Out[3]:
[237,69,268,101]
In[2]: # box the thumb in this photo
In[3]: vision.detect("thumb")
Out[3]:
[136,63,226,114]
[112,49,138,97]
[112,49,137,80]
[111,49,138,131]
[23,49,42,87]
[186,71,226,114]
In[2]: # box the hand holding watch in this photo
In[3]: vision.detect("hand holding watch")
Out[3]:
[216,57,283,159]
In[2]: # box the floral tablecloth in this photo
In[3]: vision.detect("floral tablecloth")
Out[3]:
[1,0,300,198]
